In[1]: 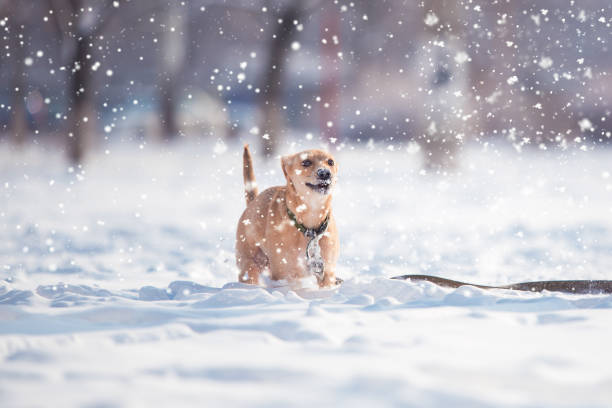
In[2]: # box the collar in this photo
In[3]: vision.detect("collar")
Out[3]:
[287,207,329,238]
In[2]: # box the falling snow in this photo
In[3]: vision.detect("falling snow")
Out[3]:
[1,1,612,407]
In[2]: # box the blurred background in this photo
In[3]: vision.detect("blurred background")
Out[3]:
[2,5,612,406]
[1,0,610,168]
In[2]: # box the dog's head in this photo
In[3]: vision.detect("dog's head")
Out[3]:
[281,149,338,197]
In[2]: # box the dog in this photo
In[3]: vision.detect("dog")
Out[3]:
[236,145,339,287]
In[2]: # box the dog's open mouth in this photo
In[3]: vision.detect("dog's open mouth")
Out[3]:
[306,181,331,194]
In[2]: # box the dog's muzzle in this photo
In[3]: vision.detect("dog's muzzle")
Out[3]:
[306,179,332,194]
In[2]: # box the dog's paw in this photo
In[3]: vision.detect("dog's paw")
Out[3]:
[317,274,342,288]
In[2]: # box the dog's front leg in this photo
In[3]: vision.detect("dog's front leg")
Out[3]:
[318,233,339,287]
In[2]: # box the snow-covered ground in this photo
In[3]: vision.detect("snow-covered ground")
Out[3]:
[2,139,612,407]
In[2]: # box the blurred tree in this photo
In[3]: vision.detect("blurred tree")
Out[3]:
[2,1,30,146]
[417,0,470,169]
[259,2,302,157]
[48,0,118,165]
[258,0,328,157]
[158,1,187,141]
[319,2,341,145]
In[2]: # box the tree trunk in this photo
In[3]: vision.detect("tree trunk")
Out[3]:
[319,3,341,144]
[259,5,300,157]
[9,7,29,146]
[160,77,179,140]
[67,35,93,165]
[159,2,186,141]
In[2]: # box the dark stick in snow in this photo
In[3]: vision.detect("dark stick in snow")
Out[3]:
[391,275,612,295]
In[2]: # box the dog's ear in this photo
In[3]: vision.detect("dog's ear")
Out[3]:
[280,155,291,182]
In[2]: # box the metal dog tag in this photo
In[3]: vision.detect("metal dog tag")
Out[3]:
[305,233,324,280]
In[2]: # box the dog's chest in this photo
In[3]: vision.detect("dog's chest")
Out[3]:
[265,218,307,256]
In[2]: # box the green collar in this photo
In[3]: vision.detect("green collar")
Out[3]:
[287,207,329,238]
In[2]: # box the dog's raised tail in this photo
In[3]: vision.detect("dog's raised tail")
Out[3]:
[243,144,258,204]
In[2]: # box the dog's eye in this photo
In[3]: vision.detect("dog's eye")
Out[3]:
[302,159,312,167]
[327,159,334,166]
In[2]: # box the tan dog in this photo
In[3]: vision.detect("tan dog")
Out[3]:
[236,145,339,287]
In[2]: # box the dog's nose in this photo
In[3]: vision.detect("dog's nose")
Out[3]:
[317,168,331,180]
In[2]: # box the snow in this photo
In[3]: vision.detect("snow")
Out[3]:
[2,140,612,407]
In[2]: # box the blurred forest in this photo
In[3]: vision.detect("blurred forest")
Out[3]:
[0,0,610,168]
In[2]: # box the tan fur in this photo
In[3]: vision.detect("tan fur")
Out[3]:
[236,147,339,287]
